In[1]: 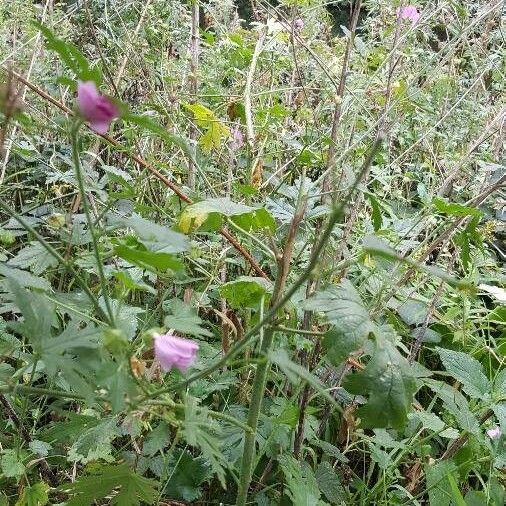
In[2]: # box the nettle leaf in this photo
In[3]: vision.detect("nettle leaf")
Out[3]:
[178,198,275,234]
[164,299,212,337]
[182,396,227,487]
[0,264,51,291]
[344,334,417,429]
[164,450,210,502]
[219,276,272,308]
[425,460,462,506]
[278,455,322,506]
[7,242,58,275]
[436,348,491,398]
[302,279,374,345]
[59,463,158,506]
[425,379,480,434]
[315,461,347,504]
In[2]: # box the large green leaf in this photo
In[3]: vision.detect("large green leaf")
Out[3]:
[178,198,275,233]
[110,214,189,253]
[219,276,272,308]
[15,482,49,506]
[7,241,58,275]
[302,279,374,344]
[436,348,491,399]
[344,333,417,429]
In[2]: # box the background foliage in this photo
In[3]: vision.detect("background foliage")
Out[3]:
[0,0,504,504]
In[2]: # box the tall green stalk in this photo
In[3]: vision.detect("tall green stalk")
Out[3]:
[235,137,383,505]
[71,121,115,325]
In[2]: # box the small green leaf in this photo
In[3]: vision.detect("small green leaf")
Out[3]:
[1,449,25,478]
[315,461,347,504]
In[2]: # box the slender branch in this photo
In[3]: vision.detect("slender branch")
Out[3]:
[71,122,114,325]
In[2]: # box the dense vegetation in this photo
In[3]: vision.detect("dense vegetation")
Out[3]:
[0,0,504,504]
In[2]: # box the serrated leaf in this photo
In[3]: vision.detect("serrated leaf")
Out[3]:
[425,460,460,506]
[142,422,170,456]
[1,449,25,478]
[59,463,158,506]
[164,299,212,337]
[302,279,374,344]
[278,455,322,506]
[219,276,272,308]
[425,379,480,434]
[344,335,417,429]
[182,396,227,487]
[408,411,445,432]
[315,461,346,504]
[436,348,491,398]
[68,417,119,464]
[7,242,58,275]
[164,450,210,502]
[15,482,49,506]
[28,440,52,458]
[0,264,51,291]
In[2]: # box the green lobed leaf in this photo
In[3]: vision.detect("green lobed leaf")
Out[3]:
[59,463,158,506]
[164,299,213,337]
[15,482,49,506]
[278,455,323,506]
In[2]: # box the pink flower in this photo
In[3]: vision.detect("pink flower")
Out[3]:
[230,126,244,152]
[487,426,501,439]
[294,19,304,32]
[154,333,199,372]
[77,81,119,134]
[397,5,421,25]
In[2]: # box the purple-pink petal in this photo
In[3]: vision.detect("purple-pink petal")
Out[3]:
[154,333,199,372]
[397,5,421,25]
[77,81,119,134]
[487,426,501,439]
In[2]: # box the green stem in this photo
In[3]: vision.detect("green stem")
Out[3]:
[0,199,107,321]
[235,136,383,506]
[70,121,114,325]
[236,327,275,505]
[0,383,86,400]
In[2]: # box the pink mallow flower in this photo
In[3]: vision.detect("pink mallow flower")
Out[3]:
[154,333,199,372]
[77,81,119,134]
[487,426,502,439]
[294,19,304,32]
[397,5,421,26]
